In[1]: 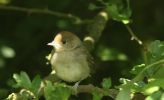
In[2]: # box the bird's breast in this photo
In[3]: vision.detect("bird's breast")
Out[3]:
[50,50,90,82]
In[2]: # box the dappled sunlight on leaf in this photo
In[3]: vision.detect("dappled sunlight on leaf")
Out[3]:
[117,53,128,61]
[97,45,128,61]
[122,19,130,24]
[0,0,10,5]
[145,91,163,100]
[144,86,159,95]
[0,45,15,68]
[0,46,15,58]
[130,64,145,75]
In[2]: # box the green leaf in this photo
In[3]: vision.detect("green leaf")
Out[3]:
[119,78,130,84]
[143,79,164,95]
[144,40,164,78]
[132,81,146,93]
[116,88,131,100]
[147,40,164,64]
[101,78,111,89]
[6,89,36,100]
[13,71,31,89]
[130,64,145,75]
[92,91,103,100]
[44,81,71,100]
[161,93,164,100]
[152,65,164,79]
[10,72,41,98]
[106,0,132,23]
[0,46,15,58]
[145,91,162,100]
[44,81,55,100]
[0,0,10,5]
[149,40,164,57]
[31,75,42,96]
[88,0,132,23]
[6,93,28,100]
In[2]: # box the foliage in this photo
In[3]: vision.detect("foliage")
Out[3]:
[44,81,72,100]
[116,40,164,100]
[0,0,163,100]
[89,0,132,24]
[6,71,41,99]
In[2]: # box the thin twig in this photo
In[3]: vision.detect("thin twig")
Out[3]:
[0,5,82,23]
[125,24,143,45]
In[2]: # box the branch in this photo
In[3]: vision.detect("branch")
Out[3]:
[77,84,118,99]
[83,10,109,51]
[125,24,143,45]
[0,5,82,24]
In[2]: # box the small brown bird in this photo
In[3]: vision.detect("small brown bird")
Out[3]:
[47,31,91,82]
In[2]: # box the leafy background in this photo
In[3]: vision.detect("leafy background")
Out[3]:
[0,0,164,99]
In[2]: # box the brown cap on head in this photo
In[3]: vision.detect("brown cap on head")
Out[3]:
[48,31,82,51]
[54,31,78,44]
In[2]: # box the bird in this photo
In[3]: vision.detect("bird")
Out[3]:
[47,31,92,83]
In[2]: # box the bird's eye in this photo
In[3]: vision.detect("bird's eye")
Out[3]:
[62,40,67,44]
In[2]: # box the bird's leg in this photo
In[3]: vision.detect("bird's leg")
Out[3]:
[72,80,82,95]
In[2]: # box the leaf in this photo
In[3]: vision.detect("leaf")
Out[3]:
[6,90,36,100]
[106,0,132,23]
[119,78,130,84]
[31,75,42,96]
[149,40,164,57]
[144,40,164,78]
[13,71,31,89]
[92,91,103,100]
[88,0,132,23]
[101,78,111,89]
[44,81,55,100]
[0,46,15,58]
[116,88,131,100]
[145,91,162,100]
[143,79,164,95]
[161,93,164,100]
[146,40,164,64]
[44,81,71,100]
[152,64,164,79]
[0,0,10,5]
[130,64,145,75]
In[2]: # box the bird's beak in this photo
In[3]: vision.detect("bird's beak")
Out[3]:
[47,41,55,46]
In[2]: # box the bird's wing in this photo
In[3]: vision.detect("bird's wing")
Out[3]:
[80,45,94,74]
[46,49,55,65]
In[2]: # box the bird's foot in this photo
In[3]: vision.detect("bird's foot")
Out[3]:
[72,81,81,95]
